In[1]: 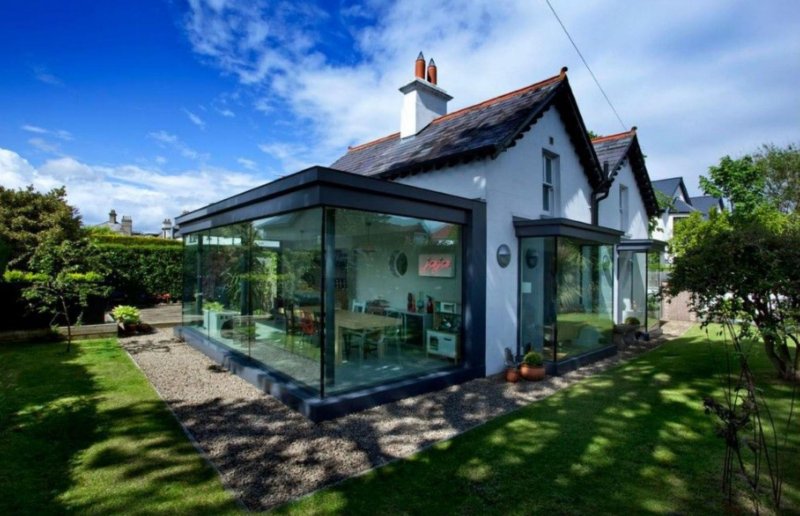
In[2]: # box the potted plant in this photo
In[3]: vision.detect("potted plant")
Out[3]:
[519,350,546,381]
[614,317,640,348]
[112,305,141,335]
[203,301,233,336]
[503,348,520,383]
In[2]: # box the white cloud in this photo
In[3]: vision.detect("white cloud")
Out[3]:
[0,149,36,189]
[155,155,167,165]
[22,124,73,140]
[148,130,208,161]
[183,108,207,129]
[0,147,266,233]
[31,65,63,86]
[181,0,800,193]
[236,157,257,170]
[217,107,235,117]
[258,142,315,174]
[22,124,48,134]
[28,137,61,155]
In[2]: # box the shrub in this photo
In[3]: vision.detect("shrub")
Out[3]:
[111,305,141,325]
[93,242,182,305]
[522,351,543,367]
[204,301,225,311]
[624,316,641,326]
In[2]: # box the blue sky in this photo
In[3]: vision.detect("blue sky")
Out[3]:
[1,0,798,232]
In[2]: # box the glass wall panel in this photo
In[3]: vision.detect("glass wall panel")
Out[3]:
[519,237,556,361]
[182,232,204,330]
[182,209,323,395]
[201,224,249,344]
[646,251,662,331]
[617,250,647,325]
[327,208,463,394]
[555,239,614,360]
[248,209,322,393]
[519,237,614,364]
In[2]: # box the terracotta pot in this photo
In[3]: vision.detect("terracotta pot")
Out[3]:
[505,367,520,383]
[520,363,546,381]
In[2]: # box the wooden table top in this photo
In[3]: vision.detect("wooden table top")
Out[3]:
[334,310,402,330]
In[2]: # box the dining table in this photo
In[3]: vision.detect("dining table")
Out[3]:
[334,309,401,364]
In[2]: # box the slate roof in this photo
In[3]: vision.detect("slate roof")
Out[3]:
[672,198,696,214]
[331,70,605,189]
[651,177,682,198]
[591,130,660,217]
[592,131,634,173]
[690,195,723,216]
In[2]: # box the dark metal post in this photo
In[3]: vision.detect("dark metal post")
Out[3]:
[322,208,337,394]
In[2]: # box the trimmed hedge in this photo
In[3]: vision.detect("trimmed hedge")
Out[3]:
[95,243,182,305]
[90,234,182,248]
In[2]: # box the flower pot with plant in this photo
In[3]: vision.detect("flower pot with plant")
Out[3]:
[519,350,546,381]
[503,347,521,382]
[112,305,141,335]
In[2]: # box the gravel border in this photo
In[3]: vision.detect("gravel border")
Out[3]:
[119,321,693,511]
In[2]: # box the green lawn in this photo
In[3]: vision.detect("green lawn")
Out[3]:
[279,325,800,515]
[0,339,240,515]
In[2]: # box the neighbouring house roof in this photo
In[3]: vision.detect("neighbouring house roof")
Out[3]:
[591,129,660,217]
[331,69,606,189]
[689,195,724,216]
[651,177,691,204]
[672,198,696,214]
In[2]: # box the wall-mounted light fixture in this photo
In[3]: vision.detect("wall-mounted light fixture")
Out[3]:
[496,244,511,268]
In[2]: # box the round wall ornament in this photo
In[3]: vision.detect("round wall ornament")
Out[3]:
[389,250,408,277]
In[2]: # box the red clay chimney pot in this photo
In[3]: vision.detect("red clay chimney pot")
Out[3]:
[415,52,425,79]
[427,58,437,85]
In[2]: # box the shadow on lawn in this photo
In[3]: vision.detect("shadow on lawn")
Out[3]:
[0,340,239,515]
[0,342,99,515]
[271,329,797,515]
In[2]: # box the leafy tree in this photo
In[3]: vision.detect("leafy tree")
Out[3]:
[18,238,109,351]
[0,185,82,271]
[756,142,800,213]
[700,155,764,214]
[669,147,800,382]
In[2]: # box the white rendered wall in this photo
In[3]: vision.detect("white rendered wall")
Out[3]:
[398,107,595,375]
[598,160,649,239]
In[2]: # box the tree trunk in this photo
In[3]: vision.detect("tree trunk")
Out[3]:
[60,296,72,353]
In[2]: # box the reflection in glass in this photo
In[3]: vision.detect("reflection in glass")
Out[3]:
[519,237,614,364]
[327,208,463,394]
[618,251,646,324]
[646,251,662,331]
[181,207,464,397]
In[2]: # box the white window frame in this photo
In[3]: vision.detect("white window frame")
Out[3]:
[542,151,559,216]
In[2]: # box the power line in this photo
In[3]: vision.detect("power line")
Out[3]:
[545,0,627,131]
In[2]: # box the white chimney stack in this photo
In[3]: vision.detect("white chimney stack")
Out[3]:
[399,52,452,138]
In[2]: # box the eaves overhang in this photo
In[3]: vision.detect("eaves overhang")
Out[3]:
[513,217,623,245]
[617,238,667,252]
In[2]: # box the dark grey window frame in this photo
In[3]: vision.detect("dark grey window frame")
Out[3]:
[514,217,622,375]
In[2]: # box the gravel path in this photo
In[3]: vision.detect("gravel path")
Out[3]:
[119,321,694,511]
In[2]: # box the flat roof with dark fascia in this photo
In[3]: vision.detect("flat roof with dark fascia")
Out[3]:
[513,217,624,244]
[617,239,668,252]
[176,166,485,230]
